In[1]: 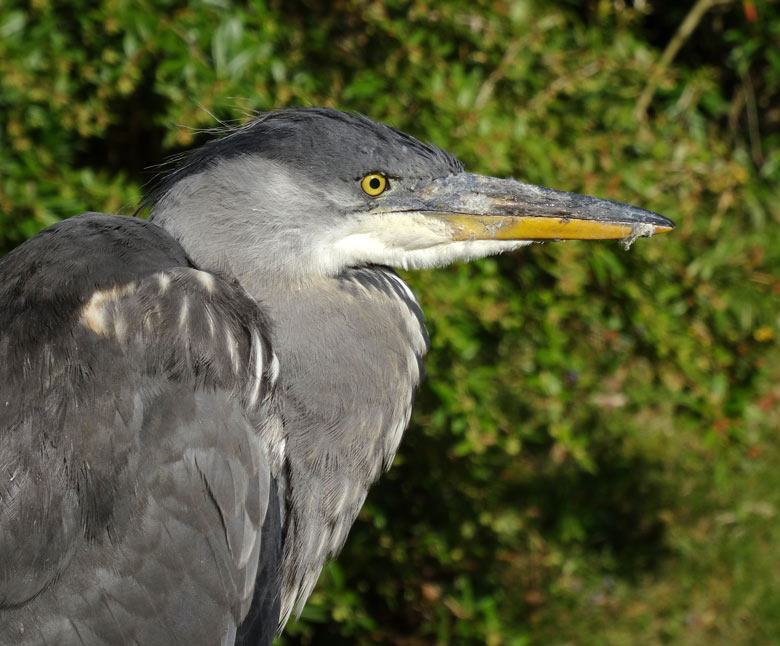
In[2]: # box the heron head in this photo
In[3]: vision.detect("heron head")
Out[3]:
[147,108,673,281]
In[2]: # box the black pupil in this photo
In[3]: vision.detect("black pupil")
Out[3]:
[369,177,381,190]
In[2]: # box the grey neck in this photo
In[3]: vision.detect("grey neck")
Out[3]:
[244,267,429,623]
[150,179,429,622]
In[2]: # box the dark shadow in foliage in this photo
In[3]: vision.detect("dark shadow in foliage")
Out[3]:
[518,439,672,579]
[75,63,172,179]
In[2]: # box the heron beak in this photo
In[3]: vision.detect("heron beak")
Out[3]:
[396,172,674,242]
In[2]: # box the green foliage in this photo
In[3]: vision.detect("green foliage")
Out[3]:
[2,0,779,643]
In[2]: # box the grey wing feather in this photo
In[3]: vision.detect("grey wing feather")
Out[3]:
[0,265,281,646]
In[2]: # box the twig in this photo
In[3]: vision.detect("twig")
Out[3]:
[743,72,764,167]
[634,0,737,122]
[527,62,600,115]
[475,37,525,108]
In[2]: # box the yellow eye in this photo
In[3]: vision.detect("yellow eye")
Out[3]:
[360,173,388,197]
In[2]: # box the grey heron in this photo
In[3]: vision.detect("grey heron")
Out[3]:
[0,107,673,645]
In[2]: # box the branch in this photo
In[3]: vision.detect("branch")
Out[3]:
[634,0,737,122]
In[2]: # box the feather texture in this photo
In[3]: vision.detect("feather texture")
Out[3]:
[0,215,282,645]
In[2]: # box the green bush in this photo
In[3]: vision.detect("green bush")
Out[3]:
[2,1,779,643]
